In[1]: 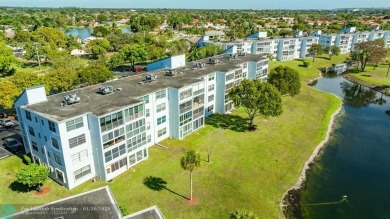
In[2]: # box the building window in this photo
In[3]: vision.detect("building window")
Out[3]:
[126,119,145,138]
[35,117,38,123]
[226,73,234,81]
[180,111,192,126]
[156,90,166,100]
[137,151,143,161]
[74,165,91,181]
[66,117,84,132]
[156,103,166,113]
[124,104,144,123]
[104,144,126,163]
[208,84,215,92]
[208,95,214,102]
[108,157,127,173]
[127,133,147,152]
[208,74,215,81]
[140,95,149,104]
[103,128,125,149]
[100,111,124,132]
[146,109,150,117]
[28,126,35,136]
[179,100,192,114]
[48,121,56,133]
[69,134,86,149]
[157,128,167,137]
[54,154,62,166]
[157,116,166,125]
[41,120,44,126]
[51,138,59,150]
[180,89,192,100]
[129,154,136,166]
[55,169,65,183]
[31,141,38,151]
[25,111,32,121]
[71,149,88,164]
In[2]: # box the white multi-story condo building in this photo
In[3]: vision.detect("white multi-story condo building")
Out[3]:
[14,54,269,189]
[198,28,390,60]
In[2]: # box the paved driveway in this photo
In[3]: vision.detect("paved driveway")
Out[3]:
[0,124,22,160]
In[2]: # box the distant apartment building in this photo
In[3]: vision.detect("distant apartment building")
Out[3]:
[198,28,390,60]
[14,54,269,190]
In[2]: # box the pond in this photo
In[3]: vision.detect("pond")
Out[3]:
[300,76,390,218]
[64,27,132,40]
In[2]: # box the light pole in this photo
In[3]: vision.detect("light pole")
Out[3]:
[33,42,41,67]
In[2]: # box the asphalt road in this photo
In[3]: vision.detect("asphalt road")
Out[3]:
[0,122,22,160]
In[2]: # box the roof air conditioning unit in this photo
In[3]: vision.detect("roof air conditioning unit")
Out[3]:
[98,86,114,95]
[62,94,80,105]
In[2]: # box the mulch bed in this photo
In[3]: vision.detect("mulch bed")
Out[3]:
[34,187,51,196]
[184,196,197,205]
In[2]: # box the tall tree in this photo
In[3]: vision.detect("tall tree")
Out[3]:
[180,149,201,200]
[268,66,301,96]
[92,26,110,37]
[228,79,283,130]
[16,164,49,193]
[118,44,148,70]
[10,72,43,90]
[324,45,341,60]
[0,42,18,76]
[0,80,20,110]
[352,39,388,72]
[45,67,78,93]
[308,44,323,62]
[86,39,112,57]
[77,60,114,85]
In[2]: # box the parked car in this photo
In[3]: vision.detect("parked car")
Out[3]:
[0,118,13,127]
[3,138,23,153]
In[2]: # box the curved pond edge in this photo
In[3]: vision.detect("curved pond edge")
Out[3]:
[342,74,390,96]
[279,93,343,219]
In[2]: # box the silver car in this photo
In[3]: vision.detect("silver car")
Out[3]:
[0,118,13,127]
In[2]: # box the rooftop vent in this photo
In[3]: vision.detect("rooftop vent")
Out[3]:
[165,69,177,76]
[209,58,220,64]
[193,62,206,68]
[61,94,80,106]
[238,52,247,56]
[229,54,238,60]
[98,86,114,95]
[139,74,158,84]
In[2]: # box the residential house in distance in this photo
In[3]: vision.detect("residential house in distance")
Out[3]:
[14,54,269,190]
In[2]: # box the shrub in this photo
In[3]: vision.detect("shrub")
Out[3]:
[303,60,311,68]
[119,204,128,215]
[23,154,32,165]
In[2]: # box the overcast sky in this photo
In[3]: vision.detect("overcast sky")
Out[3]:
[0,0,388,10]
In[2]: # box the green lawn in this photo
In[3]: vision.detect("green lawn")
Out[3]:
[10,62,51,75]
[347,64,390,87]
[0,56,344,219]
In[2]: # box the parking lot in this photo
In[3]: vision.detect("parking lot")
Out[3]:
[0,121,22,160]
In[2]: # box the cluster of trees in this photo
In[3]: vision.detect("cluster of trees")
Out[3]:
[350,39,389,72]
[0,57,113,109]
[0,41,17,76]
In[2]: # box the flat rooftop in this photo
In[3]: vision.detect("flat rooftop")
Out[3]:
[27,54,266,122]
[8,186,122,219]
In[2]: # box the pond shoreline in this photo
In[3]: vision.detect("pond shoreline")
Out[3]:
[342,74,390,96]
[280,93,343,218]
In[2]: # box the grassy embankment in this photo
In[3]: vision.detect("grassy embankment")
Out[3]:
[0,54,347,218]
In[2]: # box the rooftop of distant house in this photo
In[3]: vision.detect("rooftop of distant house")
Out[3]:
[25,54,266,122]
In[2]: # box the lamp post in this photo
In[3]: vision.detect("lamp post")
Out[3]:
[33,42,41,67]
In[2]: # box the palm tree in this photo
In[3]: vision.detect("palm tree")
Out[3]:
[180,149,201,200]
[385,59,390,78]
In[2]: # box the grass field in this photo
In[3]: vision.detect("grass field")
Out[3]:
[0,55,345,218]
[346,63,390,87]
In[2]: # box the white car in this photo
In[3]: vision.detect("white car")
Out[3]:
[0,118,13,127]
